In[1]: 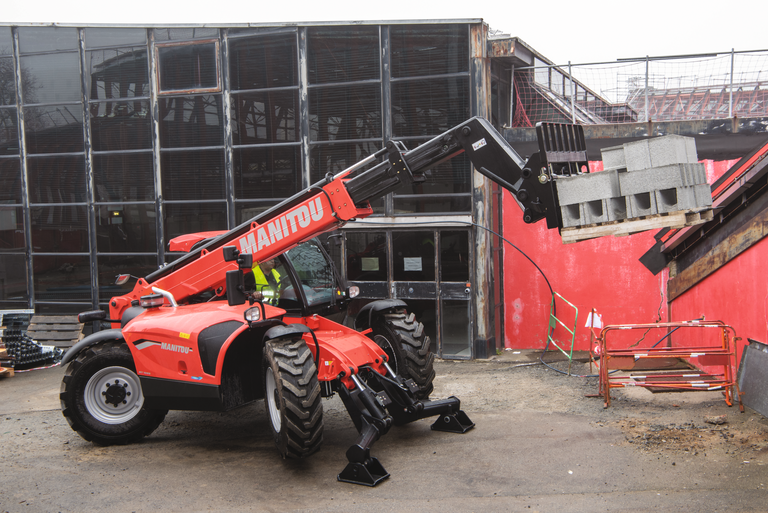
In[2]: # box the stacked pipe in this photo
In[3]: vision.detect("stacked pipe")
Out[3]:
[556,135,712,228]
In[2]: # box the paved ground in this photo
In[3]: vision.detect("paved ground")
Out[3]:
[1,352,766,512]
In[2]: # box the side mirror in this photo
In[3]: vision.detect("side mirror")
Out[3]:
[225,270,246,306]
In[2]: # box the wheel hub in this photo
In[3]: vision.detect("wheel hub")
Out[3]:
[103,380,129,407]
[84,366,144,424]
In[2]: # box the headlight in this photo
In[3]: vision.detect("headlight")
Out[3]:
[244,306,261,323]
[347,286,360,299]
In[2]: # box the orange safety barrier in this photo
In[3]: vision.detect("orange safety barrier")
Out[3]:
[595,320,743,410]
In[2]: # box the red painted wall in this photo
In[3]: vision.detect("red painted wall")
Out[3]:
[500,159,737,352]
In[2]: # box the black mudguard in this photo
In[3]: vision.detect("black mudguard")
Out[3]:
[354,299,408,332]
[61,329,124,365]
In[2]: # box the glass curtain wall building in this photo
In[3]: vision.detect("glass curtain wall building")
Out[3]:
[0,21,511,359]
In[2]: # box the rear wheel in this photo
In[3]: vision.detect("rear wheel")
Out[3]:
[370,309,435,399]
[263,337,323,458]
[60,341,167,445]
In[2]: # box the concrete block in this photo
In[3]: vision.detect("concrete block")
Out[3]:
[654,184,712,214]
[560,203,582,228]
[601,145,626,171]
[626,191,658,218]
[647,135,698,167]
[619,163,708,196]
[623,135,699,171]
[623,140,652,172]
[559,196,628,228]
[555,170,620,206]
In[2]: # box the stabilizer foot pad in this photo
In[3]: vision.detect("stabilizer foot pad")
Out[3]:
[337,457,389,486]
[430,409,475,433]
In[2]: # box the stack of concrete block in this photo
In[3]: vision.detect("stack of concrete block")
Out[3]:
[556,135,712,228]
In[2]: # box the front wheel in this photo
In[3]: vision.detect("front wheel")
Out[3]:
[60,341,167,445]
[263,337,323,458]
[370,309,435,399]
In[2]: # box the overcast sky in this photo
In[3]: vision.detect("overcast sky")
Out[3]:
[5,0,766,65]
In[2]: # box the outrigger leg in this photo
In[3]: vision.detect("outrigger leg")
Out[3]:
[336,364,474,486]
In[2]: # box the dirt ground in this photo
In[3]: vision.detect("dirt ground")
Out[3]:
[1,352,767,512]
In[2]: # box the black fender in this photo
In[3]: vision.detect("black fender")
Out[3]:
[354,299,409,332]
[264,323,310,343]
[61,329,124,365]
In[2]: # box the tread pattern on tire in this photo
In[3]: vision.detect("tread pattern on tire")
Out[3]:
[265,338,323,458]
[376,309,435,399]
[60,341,166,446]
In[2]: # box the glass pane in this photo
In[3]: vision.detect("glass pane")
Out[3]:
[161,149,225,201]
[93,152,154,201]
[440,231,469,282]
[393,231,434,281]
[18,27,78,54]
[346,231,386,281]
[159,94,224,148]
[392,76,469,137]
[0,108,19,154]
[441,299,470,357]
[27,155,86,203]
[393,195,471,214]
[0,206,24,250]
[157,42,219,92]
[228,35,297,90]
[391,24,468,78]
[231,90,298,145]
[285,239,336,307]
[309,84,381,141]
[0,158,21,202]
[91,100,151,151]
[0,253,28,304]
[30,205,88,252]
[96,204,157,253]
[154,28,219,42]
[307,26,379,84]
[235,200,280,224]
[85,28,147,48]
[97,255,158,301]
[233,146,301,200]
[33,255,91,302]
[87,48,149,100]
[164,202,227,242]
[20,53,81,104]
[0,58,15,104]
[24,105,84,154]
[309,140,381,183]
[0,27,12,56]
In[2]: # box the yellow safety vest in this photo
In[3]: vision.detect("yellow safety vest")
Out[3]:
[252,265,281,304]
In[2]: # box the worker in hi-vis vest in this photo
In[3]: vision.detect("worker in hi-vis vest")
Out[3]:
[252,258,281,304]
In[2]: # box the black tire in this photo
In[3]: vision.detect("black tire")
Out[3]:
[60,341,167,445]
[263,337,323,459]
[370,308,435,399]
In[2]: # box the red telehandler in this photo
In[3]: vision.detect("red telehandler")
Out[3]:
[60,117,588,485]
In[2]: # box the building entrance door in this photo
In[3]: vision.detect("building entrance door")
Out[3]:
[345,228,472,359]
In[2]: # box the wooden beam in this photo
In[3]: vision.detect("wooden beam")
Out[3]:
[668,205,768,301]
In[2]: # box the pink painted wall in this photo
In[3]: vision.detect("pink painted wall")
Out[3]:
[500,159,738,352]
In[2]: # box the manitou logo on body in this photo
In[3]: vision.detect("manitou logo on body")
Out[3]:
[161,342,191,355]
[238,197,325,254]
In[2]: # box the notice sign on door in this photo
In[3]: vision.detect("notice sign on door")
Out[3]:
[403,257,422,272]
[361,257,379,271]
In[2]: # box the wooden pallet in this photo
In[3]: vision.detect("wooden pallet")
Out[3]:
[26,315,84,349]
[561,209,714,244]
